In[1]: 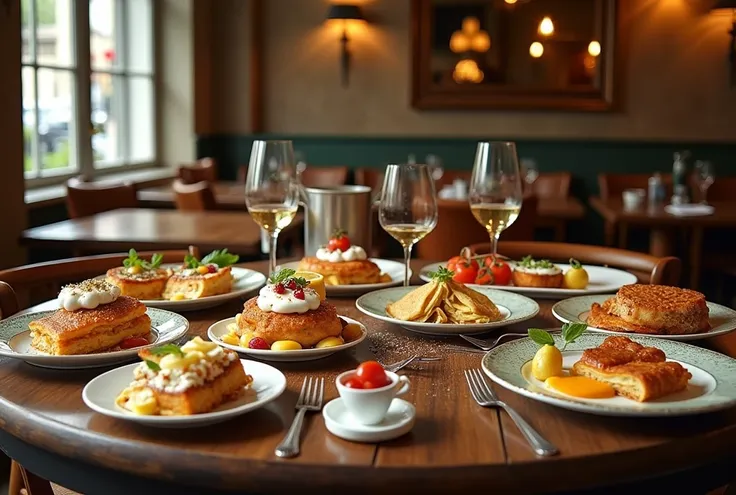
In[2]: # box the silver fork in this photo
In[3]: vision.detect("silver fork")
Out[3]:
[275,377,325,458]
[464,369,558,457]
[444,345,487,355]
[383,355,441,373]
[460,333,528,351]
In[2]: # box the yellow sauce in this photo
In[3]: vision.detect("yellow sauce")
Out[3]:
[545,376,615,399]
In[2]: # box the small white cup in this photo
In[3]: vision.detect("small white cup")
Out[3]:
[336,370,411,426]
[622,188,645,210]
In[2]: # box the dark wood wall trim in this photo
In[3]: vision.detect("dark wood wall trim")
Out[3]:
[250,0,264,133]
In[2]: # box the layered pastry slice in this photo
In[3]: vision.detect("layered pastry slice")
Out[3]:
[512,256,564,288]
[116,337,252,415]
[572,336,692,402]
[162,249,239,300]
[106,249,171,299]
[29,280,151,355]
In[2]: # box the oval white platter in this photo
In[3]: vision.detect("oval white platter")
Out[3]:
[83,359,286,428]
[208,315,367,362]
[482,333,736,417]
[0,308,189,369]
[552,294,736,341]
[355,286,539,336]
[419,262,638,299]
[278,259,410,296]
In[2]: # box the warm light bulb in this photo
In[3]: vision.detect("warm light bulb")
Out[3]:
[588,40,601,57]
[450,31,471,53]
[529,41,544,58]
[471,31,491,52]
[505,0,517,3]
[462,16,480,34]
[538,17,554,36]
[453,59,484,84]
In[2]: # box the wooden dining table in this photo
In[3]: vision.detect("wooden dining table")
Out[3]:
[1,259,735,494]
[19,208,303,255]
[138,182,586,241]
[589,198,736,289]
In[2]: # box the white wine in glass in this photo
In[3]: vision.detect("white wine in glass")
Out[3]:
[469,142,523,259]
[245,140,300,276]
[379,163,438,286]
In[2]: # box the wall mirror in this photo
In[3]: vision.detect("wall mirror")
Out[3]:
[411,0,617,111]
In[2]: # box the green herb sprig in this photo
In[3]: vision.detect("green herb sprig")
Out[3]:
[145,360,161,371]
[148,344,184,358]
[184,249,239,269]
[427,266,454,283]
[122,249,163,271]
[528,322,587,351]
[569,258,583,269]
[518,255,555,270]
[268,268,307,288]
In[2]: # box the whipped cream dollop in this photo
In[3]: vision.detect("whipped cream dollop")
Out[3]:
[257,285,320,314]
[316,245,367,263]
[58,279,121,311]
[514,265,562,275]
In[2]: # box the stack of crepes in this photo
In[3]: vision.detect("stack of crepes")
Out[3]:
[386,270,502,324]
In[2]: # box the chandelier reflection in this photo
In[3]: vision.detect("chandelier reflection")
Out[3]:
[453,59,484,83]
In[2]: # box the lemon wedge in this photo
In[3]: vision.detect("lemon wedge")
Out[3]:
[294,270,326,301]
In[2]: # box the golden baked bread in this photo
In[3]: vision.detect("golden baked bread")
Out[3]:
[572,336,691,402]
[298,256,384,285]
[28,296,151,355]
[162,266,233,300]
[106,266,171,299]
[237,297,343,347]
[511,271,564,288]
[588,284,710,335]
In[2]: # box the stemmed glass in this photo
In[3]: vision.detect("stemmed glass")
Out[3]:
[520,158,539,192]
[426,154,445,181]
[245,140,300,276]
[695,161,715,204]
[379,164,438,286]
[469,142,524,259]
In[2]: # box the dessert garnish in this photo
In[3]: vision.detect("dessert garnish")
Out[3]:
[122,249,163,275]
[183,249,239,272]
[528,323,586,381]
[316,229,367,263]
[563,258,589,289]
[57,279,122,311]
[386,267,502,324]
[328,228,351,252]
[257,268,320,312]
[517,256,558,271]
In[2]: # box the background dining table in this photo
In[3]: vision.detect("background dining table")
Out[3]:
[19,208,303,255]
[1,259,736,495]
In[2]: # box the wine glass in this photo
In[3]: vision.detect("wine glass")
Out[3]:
[379,163,438,286]
[469,142,523,260]
[426,154,445,181]
[520,158,539,190]
[695,161,715,204]
[245,140,300,276]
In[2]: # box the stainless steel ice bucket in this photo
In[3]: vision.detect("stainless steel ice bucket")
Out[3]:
[303,185,373,255]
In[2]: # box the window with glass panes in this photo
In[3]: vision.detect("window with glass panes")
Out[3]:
[21,0,155,184]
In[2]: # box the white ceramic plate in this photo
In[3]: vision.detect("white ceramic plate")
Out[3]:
[419,262,638,299]
[0,308,189,369]
[665,204,715,217]
[82,359,286,427]
[323,397,415,443]
[482,333,736,417]
[278,259,410,296]
[552,294,736,341]
[208,315,367,362]
[355,286,539,336]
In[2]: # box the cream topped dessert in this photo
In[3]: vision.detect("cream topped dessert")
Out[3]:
[315,245,367,263]
[514,256,562,275]
[162,249,240,301]
[116,337,251,416]
[58,279,121,311]
[256,276,320,314]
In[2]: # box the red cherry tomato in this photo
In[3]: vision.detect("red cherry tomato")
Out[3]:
[356,361,389,389]
[248,337,270,350]
[489,258,512,286]
[119,337,149,349]
[475,266,494,285]
[328,234,351,252]
[451,262,479,284]
[343,377,364,389]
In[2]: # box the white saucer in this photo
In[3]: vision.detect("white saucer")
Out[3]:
[322,397,415,443]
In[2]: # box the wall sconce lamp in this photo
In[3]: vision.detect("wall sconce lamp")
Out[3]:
[325,3,366,88]
[711,0,736,87]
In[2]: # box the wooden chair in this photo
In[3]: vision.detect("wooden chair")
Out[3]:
[354,167,383,191]
[300,166,349,188]
[598,173,673,247]
[0,249,196,310]
[689,175,735,203]
[416,195,538,261]
[529,172,571,199]
[178,157,217,184]
[236,165,249,184]
[172,179,217,211]
[467,241,681,286]
[66,177,138,219]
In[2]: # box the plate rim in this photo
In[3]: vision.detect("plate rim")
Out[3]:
[552,294,736,341]
[81,358,287,424]
[481,333,736,417]
[207,315,367,357]
[0,307,189,362]
[278,259,411,292]
[418,261,638,296]
[354,285,540,330]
